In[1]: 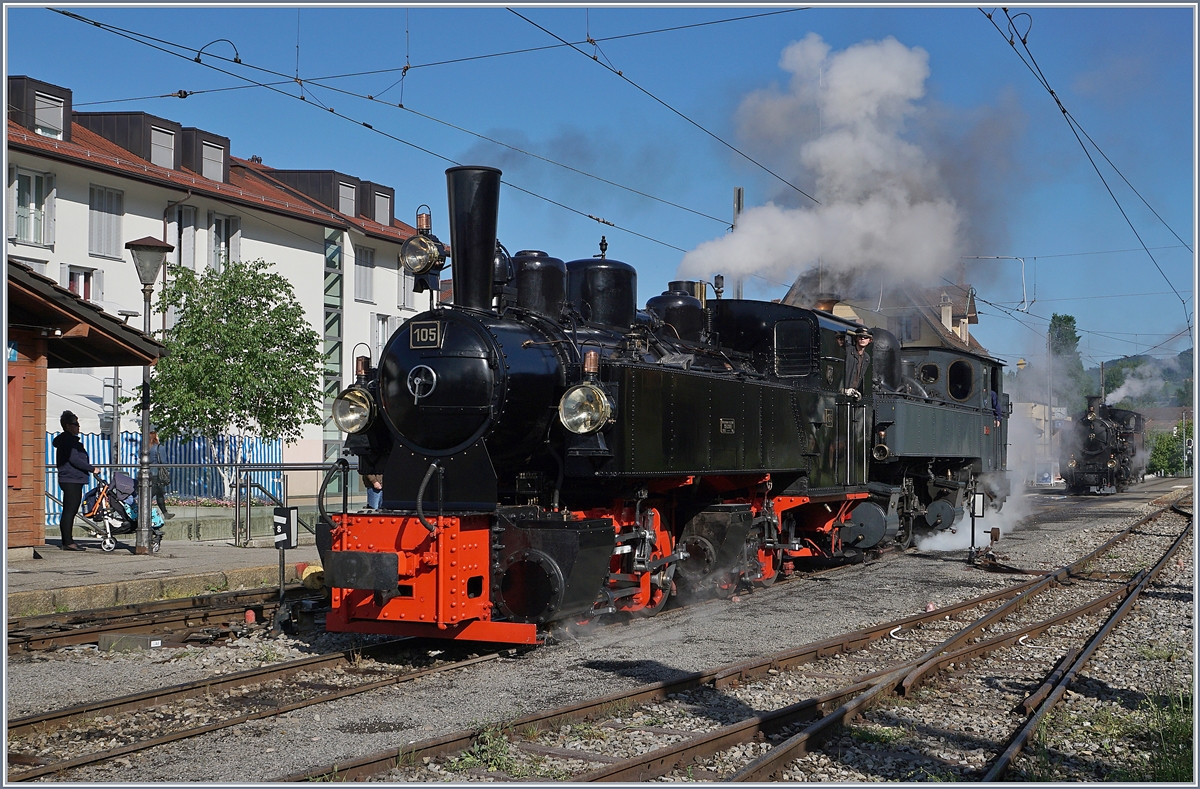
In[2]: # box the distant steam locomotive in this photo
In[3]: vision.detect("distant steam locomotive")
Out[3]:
[1061,395,1146,494]
[317,165,1010,644]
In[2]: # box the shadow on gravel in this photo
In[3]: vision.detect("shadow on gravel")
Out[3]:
[1072,678,1153,710]
[581,658,693,684]
[581,659,760,726]
[1139,585,1193,603]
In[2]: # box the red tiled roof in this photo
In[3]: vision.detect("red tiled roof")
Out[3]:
[7,120,417,245]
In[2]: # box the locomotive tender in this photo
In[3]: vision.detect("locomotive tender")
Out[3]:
[1061,396,1146,494]
[320,166,1010,644]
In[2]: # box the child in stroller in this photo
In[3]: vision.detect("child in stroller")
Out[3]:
[80,472,165,552]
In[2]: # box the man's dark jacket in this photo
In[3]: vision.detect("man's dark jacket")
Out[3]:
[53,433,95,485]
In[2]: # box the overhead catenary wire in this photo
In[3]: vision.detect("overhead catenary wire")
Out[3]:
[980,7,1193,335]
[74,9,811,109]
[49,8,690,253]
[52,9,730,230]
[508,8,821,206]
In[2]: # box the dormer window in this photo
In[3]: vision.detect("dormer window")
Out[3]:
[150,126,175,168]
[201,142,224,180]
[339,182,356,215]
[34,92,64,139]
[374,192,390,225]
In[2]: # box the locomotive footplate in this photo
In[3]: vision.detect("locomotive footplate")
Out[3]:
[325,512,540,644]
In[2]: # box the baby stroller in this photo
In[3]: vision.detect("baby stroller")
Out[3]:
[80,472,165,552]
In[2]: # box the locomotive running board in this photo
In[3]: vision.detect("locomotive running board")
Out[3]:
[329,616,541,645]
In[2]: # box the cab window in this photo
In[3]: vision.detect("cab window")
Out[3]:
[948,360,974,401]
[775,319,816,376]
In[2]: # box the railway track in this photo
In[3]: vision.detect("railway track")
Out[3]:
[6,585,321,654]
[5,639,523,781]
[275,497,1191,782]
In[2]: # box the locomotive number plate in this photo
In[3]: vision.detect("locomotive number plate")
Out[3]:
[720,418,736,434]
[410,321,443,349]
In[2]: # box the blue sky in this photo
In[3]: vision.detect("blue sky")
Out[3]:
[6,4,1195,368]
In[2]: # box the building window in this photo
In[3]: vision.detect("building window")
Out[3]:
[68,266,98,301]
[150,127,175,169]
[201,142,224,181]
[374,192,390,225]
[399,266,414,309]
[339,182,356,216]
[34,92,64,139]
[372,312,391,363]
[168,205,197,269]
[209,212,240,270]
[888,313,920,342]
[11,169,54,246]
[88,185,123,259]
[354,245,375,302]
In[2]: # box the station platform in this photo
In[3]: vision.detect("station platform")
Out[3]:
[5,537,324,618]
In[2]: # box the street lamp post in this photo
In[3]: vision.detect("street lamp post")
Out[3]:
[126,237,174,555]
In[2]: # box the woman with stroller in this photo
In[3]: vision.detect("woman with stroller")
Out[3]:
[148,430,175,519]
[53,410,93,551]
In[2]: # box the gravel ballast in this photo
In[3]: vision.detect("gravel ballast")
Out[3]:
[8,480,1192,782]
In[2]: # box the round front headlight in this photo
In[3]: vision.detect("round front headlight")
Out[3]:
[402,234,442,275]
[558,384,613,434]
[333,386,375,433]
[1068,459,1077,468]
[1107,459,1117,469]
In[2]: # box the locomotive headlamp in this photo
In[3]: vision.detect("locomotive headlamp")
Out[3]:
[1107,459,1117,469]
[333,386,375,434]
[558,383,613,434]
[1068,459,1077,468]
[401,234,444,275]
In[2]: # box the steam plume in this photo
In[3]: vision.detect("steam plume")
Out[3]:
[679,34,963,291]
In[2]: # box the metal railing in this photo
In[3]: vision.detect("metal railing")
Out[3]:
[45,461,362,546]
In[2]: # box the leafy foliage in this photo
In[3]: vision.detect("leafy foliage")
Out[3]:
[1148,420,1192,476]
[151,259,322,454]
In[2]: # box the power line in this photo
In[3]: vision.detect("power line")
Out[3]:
[71,10,808,110]
[56,11,731,230]
[508,8,820,206]
[992,290,1194,305]
[50,8,692,253]
[980,7,1193,336]
[966,243,1190,261]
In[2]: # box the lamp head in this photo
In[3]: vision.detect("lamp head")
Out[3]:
[125,237,175,286]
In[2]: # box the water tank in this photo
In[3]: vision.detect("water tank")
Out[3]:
[646,286,704,342]
[565,258,637,330]
[512,250,566,318]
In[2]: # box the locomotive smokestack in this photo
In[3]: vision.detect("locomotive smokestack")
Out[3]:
[446,166,502,312]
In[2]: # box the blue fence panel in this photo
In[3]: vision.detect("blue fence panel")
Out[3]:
[46,432,284,520]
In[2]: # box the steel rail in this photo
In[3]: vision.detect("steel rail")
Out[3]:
[274,580,1044,782]
[278,498,1188,782]
[727,500,1189,781]
[573,566,1151,781]
[9,603,276,654]
[6,650,509,782]
[7,638,410,738]
[7,584,311,633]
[983,515,1193,781]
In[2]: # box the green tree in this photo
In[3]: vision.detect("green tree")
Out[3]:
[151,259,323,493]
[1048,313,1090,413]
[1148,421,1193,476]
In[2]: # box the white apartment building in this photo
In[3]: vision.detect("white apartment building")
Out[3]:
[6,75,436,465]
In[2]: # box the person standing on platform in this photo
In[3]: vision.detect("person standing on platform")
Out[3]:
[53,410,93,551]
[148,430,175,519]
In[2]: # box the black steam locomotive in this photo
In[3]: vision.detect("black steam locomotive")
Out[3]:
[320,166,1010,644]
[1061,396,1146,494]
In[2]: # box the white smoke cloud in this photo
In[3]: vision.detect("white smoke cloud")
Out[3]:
[679,34,963,289]
[1107,359,1176,404]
